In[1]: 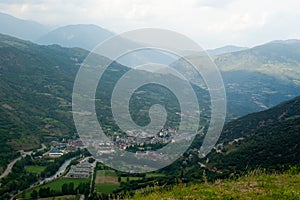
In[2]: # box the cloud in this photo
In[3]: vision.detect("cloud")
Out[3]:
[0,0,44,5]
[0,0,300,48]
[194,0,237,8]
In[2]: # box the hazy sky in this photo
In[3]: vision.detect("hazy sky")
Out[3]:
[1,0,300,49]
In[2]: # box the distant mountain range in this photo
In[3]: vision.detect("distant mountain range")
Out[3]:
[215,40,300,83]
[0,12,114,51]
[270,39,300,45]
[207,45,248,56]
[36,24,114,50]
[3,12,300,62]
[0,13,48,41]
[172,39,300,118]
[0,12,248,54]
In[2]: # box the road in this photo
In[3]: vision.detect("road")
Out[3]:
[0,156,22,179]
[0,144,47,179]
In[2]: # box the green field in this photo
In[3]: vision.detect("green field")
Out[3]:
[131,170,300,199]
[96,170,118,177]
[22,178,89,199]
[95,184,119,194]
[25,165,46,174]
[95,170,120,194]
[120,176,142,182]
[38,178,88,191]
[119,172,166,183]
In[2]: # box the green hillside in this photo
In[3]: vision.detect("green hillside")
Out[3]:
[205,95,300,177]
[221,70,299,118]
[0,34,210,174]
[0,33,88,171]
[1,33,300,186]
[221,95,300,141]
[217,40,300,117]
[172,41,300,119]
[215,40,300,83]
[131,169,300,199]
[157,95,300,185]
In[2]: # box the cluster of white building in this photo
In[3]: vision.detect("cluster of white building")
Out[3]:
[67,161,93,178]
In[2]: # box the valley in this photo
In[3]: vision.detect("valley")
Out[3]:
[0,12,299,200]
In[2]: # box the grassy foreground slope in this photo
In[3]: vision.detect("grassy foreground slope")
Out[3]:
[132,170,300,200]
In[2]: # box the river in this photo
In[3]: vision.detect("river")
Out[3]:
[38,157,77,184]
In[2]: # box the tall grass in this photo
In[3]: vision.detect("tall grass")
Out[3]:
[130,167,300,200]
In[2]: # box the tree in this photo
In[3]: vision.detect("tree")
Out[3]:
[31,190,38,199]
[24,155,33,165]
[2,193,10,199]
[68,182,75,194]
[62,183,68,194]
[77,182,90,194]
[88,157,95,163]
[39,187,51,198]
[84,183,90,196]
